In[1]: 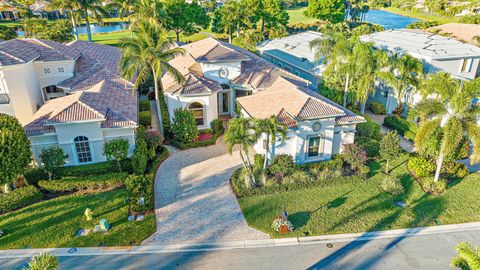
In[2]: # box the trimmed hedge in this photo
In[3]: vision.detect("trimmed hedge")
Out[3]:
[24,168,50,186]
[139,100,150,112]
[61,160,132,177]
[356,117,381,140]
[139,111,152,127]
[0,186,43,214]
[355,137,380,158]
[146,146,170,174]
[369,101,386,115]
[38,172,128,192]
[383,115,416,141]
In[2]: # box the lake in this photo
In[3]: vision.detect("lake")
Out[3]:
[17,22,129,36]
[363,10,419,29]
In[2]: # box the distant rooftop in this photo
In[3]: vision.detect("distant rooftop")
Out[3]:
[428,23,480,46]
[257,31,325,76]
[361,29,480,60]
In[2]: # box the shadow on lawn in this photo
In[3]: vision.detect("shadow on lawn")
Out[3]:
[307,172,446,269]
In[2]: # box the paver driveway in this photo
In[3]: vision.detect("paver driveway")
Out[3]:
[142,139,269,245]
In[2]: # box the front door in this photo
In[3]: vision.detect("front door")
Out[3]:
[219,91,230,115]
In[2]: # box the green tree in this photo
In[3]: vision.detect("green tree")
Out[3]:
[23,18,73,42]
[39,146,68,180]
[306,0,345,23]
[76,0,109,42]
[123,0,168,29]
[255,116,288,171]
[214,0,250,43]
[0,25,16,40]
[171,108,198,143]
[120,21,185,137]
[224,117,258,188]
[451,242,480,270]
[24,253,58,270]
[164,0,210,42]
[103,138,130,172]
[414,75,480,182]
[49,0,80,40]
[232,29,264,52]
[380,130,401,174]
[0,114,31,193]
[132,138,148,175]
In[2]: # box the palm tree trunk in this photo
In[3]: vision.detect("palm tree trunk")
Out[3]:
[84,9,92,42]
[244,149,255,185]
[263,135,270,171]
[228,28,232,43]
[71,11,79,40]
[434,143,446,182]
[261,17,265,33]
[385,159,389,174]
[343,73,350,107]
[239,149,251,188]
[175,30,180,43]
[152,67,164,137]
[236,21,240,37]
[360,101,367,114]
[3,183,10,193]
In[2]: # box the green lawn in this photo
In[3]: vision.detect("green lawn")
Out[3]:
[238,154,480,238]
[0,189,156,249]
[381,7,457,24]
[287,7,316,25]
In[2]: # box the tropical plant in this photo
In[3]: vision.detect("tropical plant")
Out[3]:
[380,130,401,174]
[24,253,58,270]
[39,147,68,180]
[0,114,31,193]
[123,0,168,29]
[380,175,404,195]
[49,0,80,40]
[414,75,480,182]
[224,118,259,187]
[164,0,210,42]
[23,18,73,42]
[171,108,198,143]
[120,21,186,136]
[233,29,264,52]
[76,0,109,42]
[451,242,480,270]
[254,116,288,171]
[103,138,130,172]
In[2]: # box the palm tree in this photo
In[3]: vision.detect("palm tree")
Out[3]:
[224,117,258,188]
[77,0,109,42]
[414,75,480,182]
[255,116,288,171]
[451,242,480,270]
[125,0,167,30]
[49,0,80,40]
[219,0,249,43]
[120,21,185,136]
[378,53,423,115]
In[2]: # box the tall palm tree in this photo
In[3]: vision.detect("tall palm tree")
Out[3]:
[120,21,185,136]
[49,0,80,40]
[224,117,258,188]
[378,53,423,115]
[126,0,168,30]
[255,116,288,171]
[414,75,480,182]
[77,0,109,42]
[451,242,480,270]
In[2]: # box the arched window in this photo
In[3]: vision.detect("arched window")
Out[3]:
[74,136,92,163]
[188,102,204,126]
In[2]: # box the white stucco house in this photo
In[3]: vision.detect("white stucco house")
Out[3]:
[361,29,480,114]
[0,39,137,166]
[162,38,365,164]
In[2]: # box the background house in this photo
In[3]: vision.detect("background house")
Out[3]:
[0,39,137,166]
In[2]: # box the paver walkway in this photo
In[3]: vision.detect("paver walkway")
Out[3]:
[142,138,269,245]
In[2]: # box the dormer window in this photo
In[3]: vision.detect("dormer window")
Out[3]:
[58,67,65,73]
[44,68,51,74]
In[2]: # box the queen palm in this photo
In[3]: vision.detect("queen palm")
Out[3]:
[77,0,109,42]
[451,242,480,270]
[414,75,480,182]
[120,21,185,136]
[224,118,258,188]
[125,0,168,30]
[255,116,288,171]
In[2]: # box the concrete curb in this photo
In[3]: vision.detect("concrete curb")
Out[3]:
[1,222,480,259]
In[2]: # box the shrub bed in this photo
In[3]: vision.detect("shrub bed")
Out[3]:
[139,111,152,127]
[38,172,128,193]
[145,146,170,174]
[383,115,417,141]
[0,186,43,214]
[355,137,380,158]
[407,156,435,178]
[171,123,224,150]
[139,100,150,112]
[356,117,381,140]
[369,101,386,115]
[60,160,132,177]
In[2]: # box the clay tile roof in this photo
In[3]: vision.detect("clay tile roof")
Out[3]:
[166,73,222,96]
[277,109,297,128]
[196,43,250,62]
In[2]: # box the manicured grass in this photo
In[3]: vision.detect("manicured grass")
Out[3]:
[0,189,156,249]
[238,154,480,238]
[381,7,457,24]
[287,7,316,25]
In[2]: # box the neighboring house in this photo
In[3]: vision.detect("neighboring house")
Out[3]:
[428,23,480,46]
[0,0,21,20]
[162,38,364,164]
[257,31,325,89]
[0,39,137,166]
[361,29,480,113]
[29,1,64,19]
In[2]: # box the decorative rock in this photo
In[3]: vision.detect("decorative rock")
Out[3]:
[0,229,4,237]
[75,228,90,237]
[395,201,407,208]
[136,215,144,221]
[128,215,135,221]
[100,219,110,231]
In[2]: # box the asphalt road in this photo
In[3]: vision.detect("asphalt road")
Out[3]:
[2,229,479,270]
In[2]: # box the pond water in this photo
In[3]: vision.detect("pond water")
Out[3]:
[363,10,419,29]
[17,22,129,36]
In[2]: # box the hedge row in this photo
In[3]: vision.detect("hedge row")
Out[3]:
[38,172,128,193]
[139,100,150,112]
[0,186,43,214]
[145,146,170,174]
[383,115,416,141]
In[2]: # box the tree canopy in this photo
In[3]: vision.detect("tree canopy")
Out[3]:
[164,0,210,42]
[306,0,346,23]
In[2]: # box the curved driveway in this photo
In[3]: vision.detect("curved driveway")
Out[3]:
[142,139,269,245]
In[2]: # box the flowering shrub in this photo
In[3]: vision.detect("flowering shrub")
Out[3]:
[193,132,213,142]
[272,217,294,234]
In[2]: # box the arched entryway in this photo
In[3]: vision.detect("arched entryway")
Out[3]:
[188,102,205,126]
